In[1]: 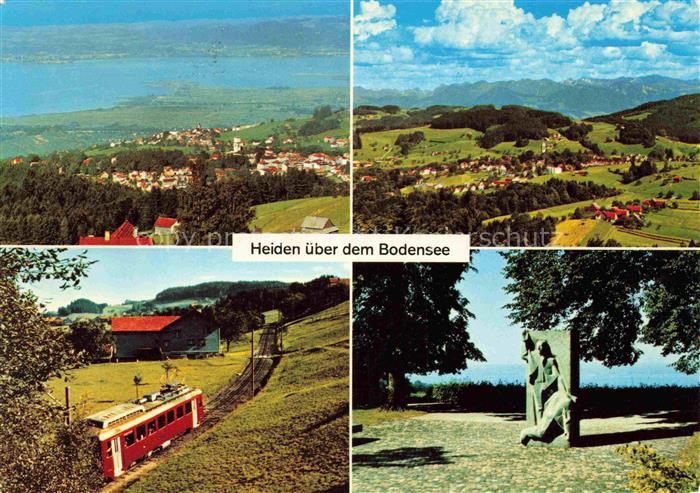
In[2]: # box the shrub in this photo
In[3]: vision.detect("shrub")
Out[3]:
[616,434,699,493]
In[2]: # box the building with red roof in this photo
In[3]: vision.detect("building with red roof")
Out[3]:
[154,216,179,237]
[111,313,219,360]
[79,220,153,246]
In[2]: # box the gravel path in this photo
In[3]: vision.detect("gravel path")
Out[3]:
[352,413,695,493]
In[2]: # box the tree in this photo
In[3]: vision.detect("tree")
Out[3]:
[0,248,103,492]
[133,374,143,399]
[162,361,178,384]
[177,179,255,245]
[67,318,114,363]
[353,263,484,409]
[503,250,700,373]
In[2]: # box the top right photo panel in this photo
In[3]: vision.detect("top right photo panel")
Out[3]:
[352,0,700,247]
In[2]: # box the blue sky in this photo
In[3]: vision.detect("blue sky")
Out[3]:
[354,0,700,89]
[459,250,675,366]
[1,0,348,26]
[29,248,350,311]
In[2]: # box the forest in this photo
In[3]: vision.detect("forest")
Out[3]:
[587,93,700,143]
[0,164,347,244]
[353,177,619,243]
[154,280,289,304]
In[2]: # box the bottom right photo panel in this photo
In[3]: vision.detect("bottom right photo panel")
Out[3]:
[351,250,699,493]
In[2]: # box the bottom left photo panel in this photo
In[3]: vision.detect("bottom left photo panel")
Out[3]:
[0,248,350,493]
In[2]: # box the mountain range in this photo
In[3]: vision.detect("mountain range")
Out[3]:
[355,76,700,119]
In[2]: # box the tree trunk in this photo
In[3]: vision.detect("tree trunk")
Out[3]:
[385,369,410,410]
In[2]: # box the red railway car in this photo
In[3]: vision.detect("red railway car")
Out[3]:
[85,384,203,479]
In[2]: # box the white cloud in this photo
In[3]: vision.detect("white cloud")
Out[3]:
[354,0,397,42]
[355,0,699,88]
[356,43,414,64]
[641,40,667,57]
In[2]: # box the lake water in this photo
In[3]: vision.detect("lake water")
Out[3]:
[412,363,699,388]
[2,56,349,117]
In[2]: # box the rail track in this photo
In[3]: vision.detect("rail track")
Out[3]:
[101,327,279,492]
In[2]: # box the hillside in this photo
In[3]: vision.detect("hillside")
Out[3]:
[252,195,350,233]
[154,280,288,304]
[125,301,350,493]
[355,76,700,119]
[587,94,700,144]
[354,102,700,169]
[1,85,349,158]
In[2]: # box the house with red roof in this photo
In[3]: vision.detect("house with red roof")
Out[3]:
[154,216,179,237]
[626,204,642,214]
[79,220,154,246]
[111,313,219,360]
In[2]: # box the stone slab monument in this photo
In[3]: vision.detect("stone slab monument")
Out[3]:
[520,329,579,447]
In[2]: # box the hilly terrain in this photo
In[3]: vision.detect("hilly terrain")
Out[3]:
[354,96,700,170]
[125,301,350,493]
[355,76,700,119]
[1,85,349,158]
[57,280,289,317]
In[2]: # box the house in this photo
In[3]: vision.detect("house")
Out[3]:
[300,216,339,234]
[626,204,642,214]
[545,166,563,175]
[111,313,220,360]
[154,216,179,236]
[11,156,23,165]
[79,220,154,246]
[601,211,618,222]
[673,176,683,183]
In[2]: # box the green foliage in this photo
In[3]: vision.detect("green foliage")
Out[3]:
[0,249,103,492]
[58,298,107,316]
[353,264,484,409]
[298,106,341,136]
[616,437,699,493]
[589,94,700,144]
[126,302,349,493]
[503,250,700,373]
[67,318,114,363]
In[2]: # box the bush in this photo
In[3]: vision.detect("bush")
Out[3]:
[616,434,699,493]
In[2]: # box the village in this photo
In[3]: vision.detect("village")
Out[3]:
[7,123,351,193]
[355,143,649,194]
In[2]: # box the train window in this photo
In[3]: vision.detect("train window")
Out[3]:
[167,410,175,424]
[158,414,166,429]
[177,406,184,419]
[124,432,135,447]
[136,425,146,441]
[106,441,112,457]
[185,402,192,414]
[148,420,157,434]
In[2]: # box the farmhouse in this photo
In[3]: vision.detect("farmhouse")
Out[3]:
[300,216,339,234]
[79,220,154,246]
[111,313,219,360]
[154,217,179,236]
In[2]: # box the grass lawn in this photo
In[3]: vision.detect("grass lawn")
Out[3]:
[353,408,427,427]
[252,195,350,233]
[126,302,350,493]
[48,336,255,417]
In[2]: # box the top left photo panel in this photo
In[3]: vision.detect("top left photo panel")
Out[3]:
[0,0,351,245]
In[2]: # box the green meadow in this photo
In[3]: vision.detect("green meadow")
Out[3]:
[252,195,350,233]
[126,301,349,493]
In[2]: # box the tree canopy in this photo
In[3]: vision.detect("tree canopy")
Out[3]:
[502,250,699,374]
[0,248,103,492]
[353,263,484,408]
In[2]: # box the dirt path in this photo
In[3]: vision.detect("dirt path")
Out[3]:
[101,327,280,493]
